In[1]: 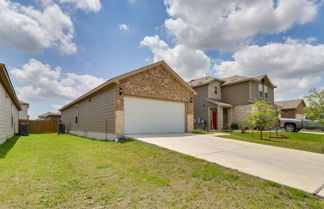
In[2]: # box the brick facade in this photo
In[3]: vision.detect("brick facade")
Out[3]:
[232,105,252,124]
[115,65,195,133]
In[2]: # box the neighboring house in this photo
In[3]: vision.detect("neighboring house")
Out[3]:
[0,64,21,144]
[189,75,277,130]
[60,61,196,140]
[38,112,61,120]
[19,100,29,120]
[275,99,306,119]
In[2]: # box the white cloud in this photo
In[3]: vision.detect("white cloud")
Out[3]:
[140,35,211,80]
[0,0,76,54]
[10,59,105,101]
[118,24,129,31]
[59,0,102,12]
[51,104,63,112]
[215,38,324,99]
[164,0,319,50]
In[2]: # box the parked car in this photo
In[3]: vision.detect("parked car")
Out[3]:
[279,116,324,132]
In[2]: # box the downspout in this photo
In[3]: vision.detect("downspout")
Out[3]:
[249,81,252,101]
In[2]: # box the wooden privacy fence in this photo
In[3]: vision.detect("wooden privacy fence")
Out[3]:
[19,120,61,134]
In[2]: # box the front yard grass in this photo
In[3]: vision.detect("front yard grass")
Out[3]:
[0,134,323,208]
[218,131,324,154]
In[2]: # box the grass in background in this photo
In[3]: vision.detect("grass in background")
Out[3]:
[192,129,216,134]
[218,131,324,154]
[0,134,323,208]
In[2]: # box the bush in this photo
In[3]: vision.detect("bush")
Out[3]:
[230,123,239,130]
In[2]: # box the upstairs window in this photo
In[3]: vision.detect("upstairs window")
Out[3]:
[258,84,263,98]
[264,86,268,99]
[214,86,218,95]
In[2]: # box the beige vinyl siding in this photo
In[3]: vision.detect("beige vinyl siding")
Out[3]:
[62,86,115,134]
[221,82,250,106]
[207,81,222,100]
[0,82,19,144]
[268,87,274,104]
[19,104,29,120]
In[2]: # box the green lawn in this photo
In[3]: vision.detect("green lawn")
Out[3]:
[218,131,324,154]
[0,134,323,208]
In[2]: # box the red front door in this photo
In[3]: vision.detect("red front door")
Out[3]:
[212,112,217,129]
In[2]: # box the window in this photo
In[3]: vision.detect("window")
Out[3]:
[214,86,218,95]
[258,84,263,98]
[264,86,268,99]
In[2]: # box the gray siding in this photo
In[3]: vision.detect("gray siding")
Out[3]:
[0,82,19,144]
[62,86,115,134]
[192,85,217,129]
[251,81,275,104]
[221,82,250,106]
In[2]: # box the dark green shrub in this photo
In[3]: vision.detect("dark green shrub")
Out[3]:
[230,123,239,130]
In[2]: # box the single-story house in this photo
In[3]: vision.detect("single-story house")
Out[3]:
[60,61,196,140]
[0,64,21,144]
[38,112,61,120]
[275,99,306,119]
[19,100,29,120]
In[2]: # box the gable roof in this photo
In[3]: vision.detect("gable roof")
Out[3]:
[0,64,21,110]
[38,112,61,118]
[275,99,306,110]
[188,76,225,87]
[221,74,277,88]
[60,61,196,111]
[19,100,29,106]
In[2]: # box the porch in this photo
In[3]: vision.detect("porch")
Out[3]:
[207,99,233,131]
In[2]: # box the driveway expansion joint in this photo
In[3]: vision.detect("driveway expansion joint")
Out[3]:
[313,184,324,196]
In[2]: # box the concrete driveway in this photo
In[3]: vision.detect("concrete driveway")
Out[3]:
[126,133,324,197]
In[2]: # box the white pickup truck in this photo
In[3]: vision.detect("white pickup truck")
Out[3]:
[278,116,324,132]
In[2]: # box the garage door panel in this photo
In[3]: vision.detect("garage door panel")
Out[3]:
[124,97,185,134]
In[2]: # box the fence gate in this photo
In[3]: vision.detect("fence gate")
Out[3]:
[19,120,61,134]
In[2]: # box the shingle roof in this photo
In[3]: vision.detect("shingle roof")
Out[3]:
[0,64,21,110]
[60,61,197,111]
[38,112,61,118]
[275,99,305,110]
[19,100,29,105]
[221,74,277,88]
[188,76,225,87]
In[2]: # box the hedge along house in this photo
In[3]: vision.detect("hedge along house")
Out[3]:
[60,61,196,140]
[0,64,21,144]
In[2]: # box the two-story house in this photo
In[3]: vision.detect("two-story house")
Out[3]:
[189,75,277,130]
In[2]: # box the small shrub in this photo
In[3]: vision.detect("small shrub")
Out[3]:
[230,123,239,130]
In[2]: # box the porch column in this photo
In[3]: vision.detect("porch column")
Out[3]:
[217,106,223,130]
[228,108,233,127]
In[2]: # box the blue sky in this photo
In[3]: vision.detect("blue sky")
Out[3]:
[1,0,323,119]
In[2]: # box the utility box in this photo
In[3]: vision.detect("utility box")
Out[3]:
[20,123,29,136]
[57,123,65,134]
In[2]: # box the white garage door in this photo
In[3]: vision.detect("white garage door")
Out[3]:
[124,97,185,134]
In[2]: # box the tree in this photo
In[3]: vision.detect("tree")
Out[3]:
[304,88,324,126]
[245,100,278,139]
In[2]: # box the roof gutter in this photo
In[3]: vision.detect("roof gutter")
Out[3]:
[0,64,21,111]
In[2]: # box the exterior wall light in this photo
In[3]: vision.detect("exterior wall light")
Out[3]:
[119,87,124,95]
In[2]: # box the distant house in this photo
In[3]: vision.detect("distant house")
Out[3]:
[60,61,196,140]
[19,100,29,120]
[275,99,306,119]
[0,63,21,144]
[189,75,277,130]
[38,112,61,120]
